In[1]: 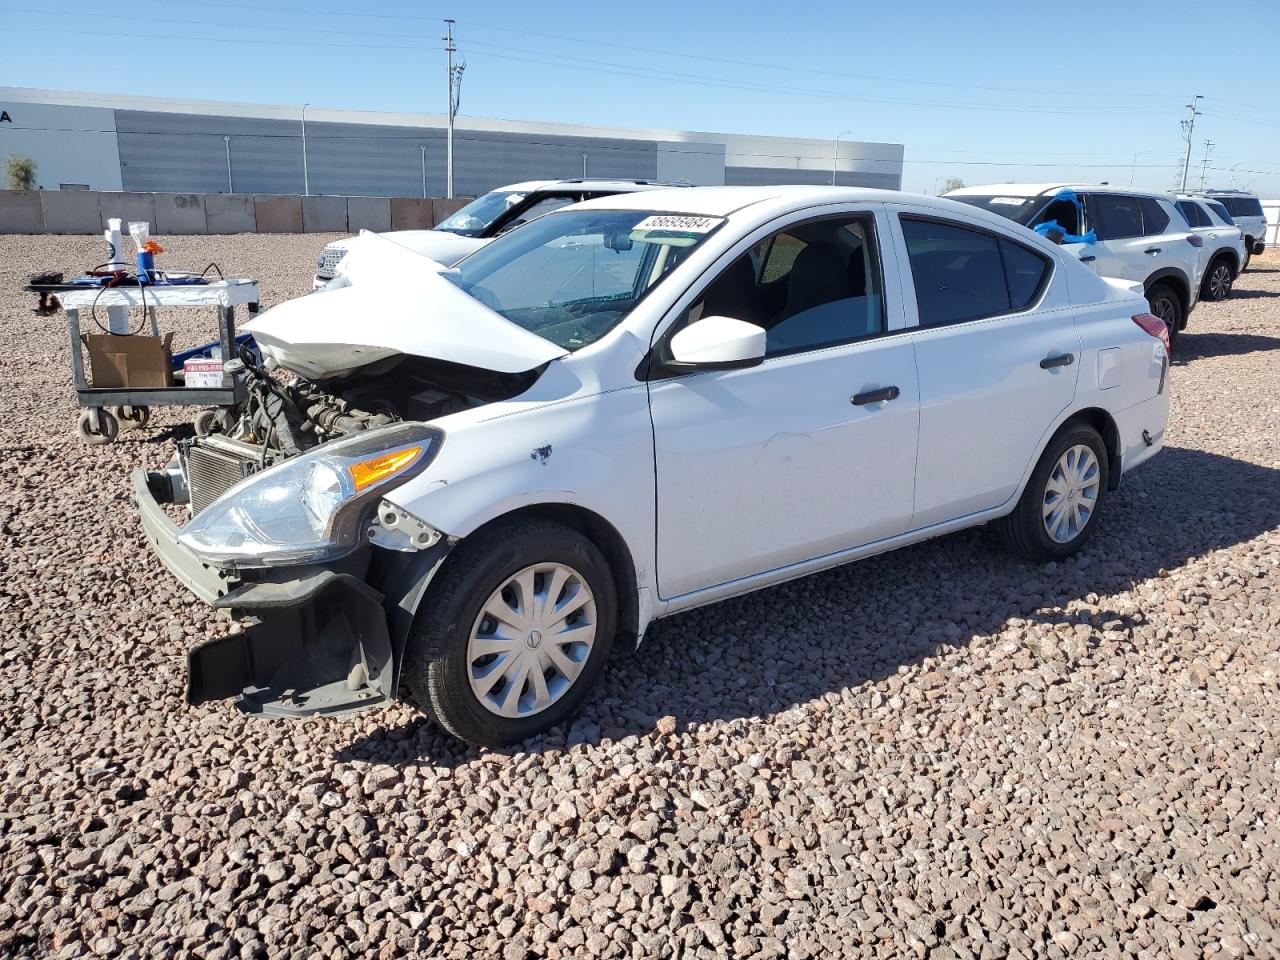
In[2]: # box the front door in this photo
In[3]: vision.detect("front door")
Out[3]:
[648,210,920,599]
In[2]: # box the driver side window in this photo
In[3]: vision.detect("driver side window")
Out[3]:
[679,214,885,357]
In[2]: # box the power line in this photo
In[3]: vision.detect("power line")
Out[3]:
[142,0,1178,102]
[4,16,1176,118]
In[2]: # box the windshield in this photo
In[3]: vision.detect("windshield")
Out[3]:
[947,194,1044,224]
[435,190,525,236]
[448,209,724,352]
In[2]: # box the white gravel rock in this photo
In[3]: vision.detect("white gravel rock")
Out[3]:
[0,237,1278,958]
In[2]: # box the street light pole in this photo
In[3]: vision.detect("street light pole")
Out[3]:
[582,153,588,177]
[832,129,853,186]
[224,135,233,193]
[1129,150,1151,188]
[301,102,311,196]
[421,145,427,198]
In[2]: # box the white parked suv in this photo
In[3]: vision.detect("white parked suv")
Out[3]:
[947,184,1201,347]
[1174,195,1246,301]
[135,186,1170,746]
[1191,190,1268,270]
[313,179,686,287]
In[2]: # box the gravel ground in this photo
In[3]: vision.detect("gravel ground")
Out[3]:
[1,235,1278,959]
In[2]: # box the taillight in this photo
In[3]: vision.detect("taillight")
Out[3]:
[1133,312,1170,352]
[1186,234,1203,247]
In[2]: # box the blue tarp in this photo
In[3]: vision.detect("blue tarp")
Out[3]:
[1032,189,1096,245]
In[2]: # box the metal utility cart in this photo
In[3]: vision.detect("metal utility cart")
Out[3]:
[59,280,260,444]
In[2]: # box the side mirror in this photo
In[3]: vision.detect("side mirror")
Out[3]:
[666,316,766,371]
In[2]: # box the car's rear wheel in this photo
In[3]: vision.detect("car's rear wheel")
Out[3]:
[404,518,616,747]
[995,423,1109,562]
[1200,257,1235,302]
[1146,283,1182,351]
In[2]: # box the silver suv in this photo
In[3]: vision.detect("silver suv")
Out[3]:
[1192,190,1268,269]
[946,184,1201,347]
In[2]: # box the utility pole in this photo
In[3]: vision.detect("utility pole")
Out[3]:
[1197,140,1214,191]
[1178,95,1202,192]
[224,136,233,193]
[443,19,466,199]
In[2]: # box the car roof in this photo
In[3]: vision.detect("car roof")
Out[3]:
[497,178,689,195]
[570,184,910,216]
[948,183,1175,202]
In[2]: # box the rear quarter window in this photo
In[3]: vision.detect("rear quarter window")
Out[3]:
[1140,198,1171,234]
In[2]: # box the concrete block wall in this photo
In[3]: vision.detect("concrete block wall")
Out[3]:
[0,190,465,235]
[205,194,255,233]
[346,196,391,233]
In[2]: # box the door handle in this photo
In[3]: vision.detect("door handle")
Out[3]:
[1144,247,1162,255]
[1079,255,1096,262]
[851,385,900,405]
[1040,353,1075,369]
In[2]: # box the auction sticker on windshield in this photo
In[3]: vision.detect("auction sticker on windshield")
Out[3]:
[632,215,725,233]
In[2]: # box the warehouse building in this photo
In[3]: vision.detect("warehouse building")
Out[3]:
[0,87,904,198]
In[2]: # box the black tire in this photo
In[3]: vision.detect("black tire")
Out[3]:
[1146,282,1183,351]
[1200,256,1235,302]
[1241,248,1252,272]
[995,422,1110,562]
[76,408,119,445]
[404,518,617,747]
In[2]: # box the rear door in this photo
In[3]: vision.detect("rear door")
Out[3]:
[889,207,1081,527]
[1080,193,1151,282]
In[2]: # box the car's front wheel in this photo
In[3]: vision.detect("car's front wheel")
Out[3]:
[995,423,1109,562]
[405,517,617,747]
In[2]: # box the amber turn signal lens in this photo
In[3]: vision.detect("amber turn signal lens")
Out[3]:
[348,446,422,493]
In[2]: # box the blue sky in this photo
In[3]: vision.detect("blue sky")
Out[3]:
[5,0,1279,196]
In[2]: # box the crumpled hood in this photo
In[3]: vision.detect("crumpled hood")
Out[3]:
[248,231,568,380]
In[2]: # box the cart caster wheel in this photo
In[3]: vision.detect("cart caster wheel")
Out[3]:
[193,409,219,437]
[77,408,119,445]
[115,404,151,431]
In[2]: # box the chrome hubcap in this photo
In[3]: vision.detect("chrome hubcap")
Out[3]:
[467,562,597,718]
[1209,265,1232,300]
[1043,444,1100,544]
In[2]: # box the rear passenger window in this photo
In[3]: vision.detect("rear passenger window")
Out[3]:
[1141,198,1170,234]
[1175,200,1203,227]
[901,217,1049,327]
[1000,239,1050,310]
[1090,195,1144,240]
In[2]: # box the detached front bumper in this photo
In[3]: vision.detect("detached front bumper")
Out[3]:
[132,468,404,718]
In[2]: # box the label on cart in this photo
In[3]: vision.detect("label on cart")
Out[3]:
[183,358,225,389]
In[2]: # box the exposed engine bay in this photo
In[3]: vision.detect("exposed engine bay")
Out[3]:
[179,344,539,514]
[234,345,537,454]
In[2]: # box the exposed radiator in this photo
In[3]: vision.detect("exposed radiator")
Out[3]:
[184,437,264,515]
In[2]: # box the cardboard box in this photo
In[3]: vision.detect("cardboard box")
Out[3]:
[183,357,225,389]
[84,333,175,388]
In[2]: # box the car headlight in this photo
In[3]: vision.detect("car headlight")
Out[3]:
[179,423,442,568]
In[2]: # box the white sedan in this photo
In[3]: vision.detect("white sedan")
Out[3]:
[135,186,1171,746]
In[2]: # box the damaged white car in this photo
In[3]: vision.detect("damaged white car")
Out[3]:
[135,186,1171,746]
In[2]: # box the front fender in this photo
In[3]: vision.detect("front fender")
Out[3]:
[384,385,658,594]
